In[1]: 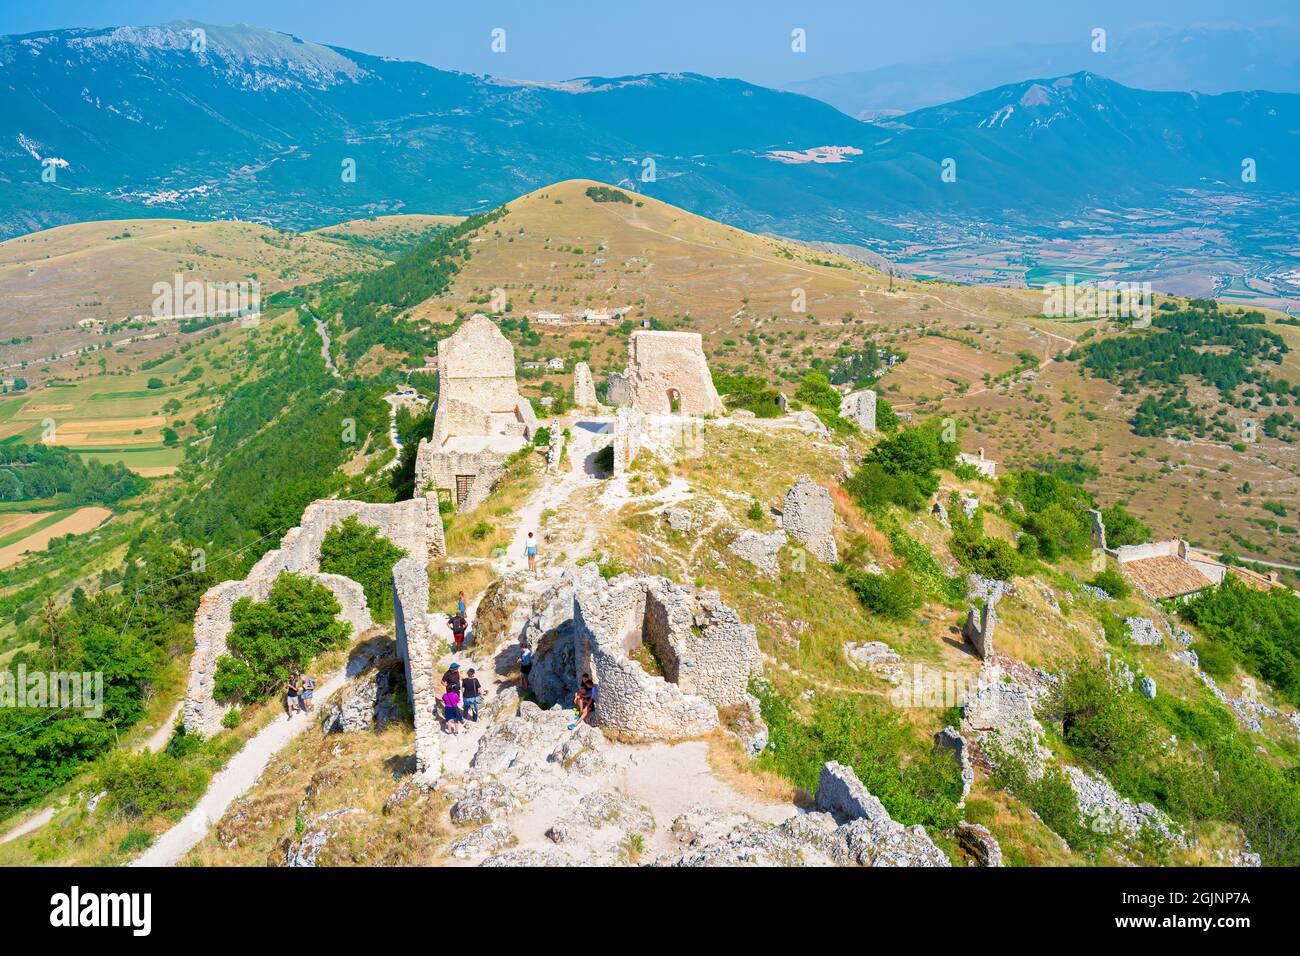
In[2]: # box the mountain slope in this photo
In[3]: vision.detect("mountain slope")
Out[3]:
[3,21,1299,251]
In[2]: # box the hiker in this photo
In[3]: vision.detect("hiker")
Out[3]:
[286,673,300,719]
[442,662,462,694]
[300,673,317,713]
[570,672,597,729]
[461,668,483,722]
[449,609,469,653]
[457,591,467,617]
[519,641,533,689]
[442,686,464,735]
[526,531,538,572]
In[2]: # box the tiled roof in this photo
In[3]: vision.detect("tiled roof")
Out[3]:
[1121,555,1213,599]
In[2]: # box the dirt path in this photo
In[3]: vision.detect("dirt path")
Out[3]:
[0,807,55,846]
[130,669,349,867]
[136,702,184,754]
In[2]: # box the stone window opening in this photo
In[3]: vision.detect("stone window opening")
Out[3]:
[667,388,681,414]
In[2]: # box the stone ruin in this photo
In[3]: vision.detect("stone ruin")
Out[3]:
[572,361,598,409]
[606,330,725,416]
[610,406,645,476]
[185,497,443,737]
[781,475,837,564]
[522,564,764,746]
[414,314,538,512]
[839,389,877,432]
[962,598,997,660]
[956,447,997,478]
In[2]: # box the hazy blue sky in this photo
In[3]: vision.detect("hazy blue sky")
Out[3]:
[1,1,1293,86]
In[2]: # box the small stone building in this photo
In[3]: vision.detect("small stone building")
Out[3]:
[839,389,877,432]
[413,314,538,511]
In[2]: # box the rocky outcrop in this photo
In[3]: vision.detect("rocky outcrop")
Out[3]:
[321,652,404,734]
[839,389,876,432]
[844,641,904,684]
[781,475,837,564]
[961,665,1051,779]
[1126,617,1163,646]
[813,763,950,866]
[1062,765,1183,847]
[727,528,787,576]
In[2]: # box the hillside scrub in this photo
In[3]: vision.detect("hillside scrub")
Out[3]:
[712,372,783,417]
[794,371,855,434]
[845,567,921,619]
[755,683,962,830]
[997,469,1094,561]
[845,419,959,512]
[319,515,408,623]
[213,572,351,705]
[1180,576,1300,706]
[0,543,211,811]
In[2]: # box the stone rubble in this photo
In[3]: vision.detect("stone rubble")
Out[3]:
[781,475,837,564]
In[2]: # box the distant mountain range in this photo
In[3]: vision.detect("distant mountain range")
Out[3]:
[2,21,1298,257]
[787,22,1300,116]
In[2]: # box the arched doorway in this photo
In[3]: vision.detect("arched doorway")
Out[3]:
[667,388,681,414]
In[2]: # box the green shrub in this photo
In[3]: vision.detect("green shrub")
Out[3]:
[221,708,242,729]
[1193,640,1236,681]
[952,532,1022,580]
[319,515,409,622]
[532,425,552,447]
[755,683,961,829]
[746,498,764,522]
[118,829,154,853]
[845,568,921,619]
[96,751,208,820]
[469,521,493,541]
[1182,577,1300,704]
[1088,567,1131,600]
[213,572,351,704]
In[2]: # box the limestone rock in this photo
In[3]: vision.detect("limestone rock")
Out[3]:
[844,641,904,684]
[727,528,787,576]
[1062,764,1183,847]
[665,507,693,532]
[782,475,837,564]
[814,763,950,866]
[1139,676,1157,699]
[1126,617,1163,646]
[955,822,1003,867]
[449,823,515,859]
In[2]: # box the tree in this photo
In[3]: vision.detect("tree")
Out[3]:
[213,573,351,704]
[318,516,408,622]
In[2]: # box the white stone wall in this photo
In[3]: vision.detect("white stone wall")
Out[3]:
[393,556,442,786]
[184,497,442,736]
[624,331,725,416]
[611,407,644,476]
[573,362,598,408]
[839,389,877,432]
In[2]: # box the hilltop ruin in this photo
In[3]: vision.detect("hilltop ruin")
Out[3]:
[414,314,539,511]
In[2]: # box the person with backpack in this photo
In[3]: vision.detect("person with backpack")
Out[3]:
[286,673,300,719]
[519,641,533,690]
[448,610,469,653]
[442,662,462,694]
[461,668,483,722]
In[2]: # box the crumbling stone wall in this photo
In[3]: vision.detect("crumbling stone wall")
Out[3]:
[573,362,598,408]
[434,313,522,422]
[611,407,644,476]
[623,330,725,416]
[526,565,762,744]
[606,371,631,407]
[839,389,877,432]
[570,564,761,741]
[962,600,997,660]
[782,475,837,563]
[185,497,441,737]
[393,556,442,787]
